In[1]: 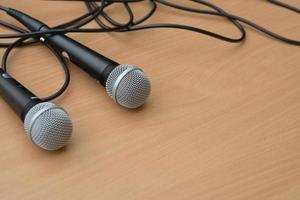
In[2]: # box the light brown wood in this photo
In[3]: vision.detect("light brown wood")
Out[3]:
[0,1,299,199]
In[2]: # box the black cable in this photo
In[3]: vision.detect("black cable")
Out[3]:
[71,0,300,45]
[0,0,298,45]
[0,0,298,101]
[267,0,300,13]
[155,0,300,45]
[85,1,112,30]
[0,1,246,42]
[65,0,108,29]
[1,37,71,102]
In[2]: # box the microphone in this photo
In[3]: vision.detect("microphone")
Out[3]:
[0,69,73,150]
[6,8,151,109]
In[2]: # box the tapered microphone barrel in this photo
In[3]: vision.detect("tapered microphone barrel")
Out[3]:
[0,69,41,121]
[7,8,119,86]
[41,29,119,86]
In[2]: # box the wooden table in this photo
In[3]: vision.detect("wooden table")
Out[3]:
[0,1,299,199]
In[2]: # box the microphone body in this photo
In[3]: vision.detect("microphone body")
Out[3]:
[0,69,73,150]
[7,8,151,109]
[0,69,41,121]
[41,28,118,86]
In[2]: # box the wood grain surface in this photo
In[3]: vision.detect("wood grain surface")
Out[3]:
[0,1,299,199]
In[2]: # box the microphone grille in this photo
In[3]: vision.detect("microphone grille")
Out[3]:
[106,64,151,109]
[24,102,73,151]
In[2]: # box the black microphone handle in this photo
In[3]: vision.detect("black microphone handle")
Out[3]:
[7,8,119,86]
[0,69,41,121]
[41,27,119,86]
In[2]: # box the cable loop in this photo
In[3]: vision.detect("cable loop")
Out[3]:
[0,0,299,100]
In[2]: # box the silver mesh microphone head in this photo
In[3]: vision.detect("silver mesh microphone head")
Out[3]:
[24,102,73,151]
[105,64,151,109]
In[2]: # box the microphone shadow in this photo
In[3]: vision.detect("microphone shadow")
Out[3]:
[36,143,73,155]
[113,101,149,114]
